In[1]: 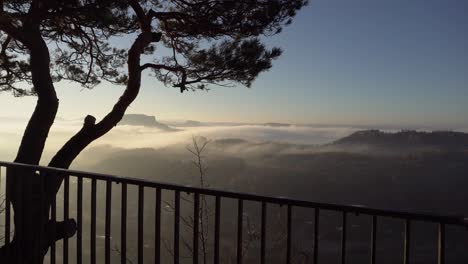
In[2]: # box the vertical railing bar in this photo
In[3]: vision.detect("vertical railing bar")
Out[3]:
[77,177,83,264]
[214,196,221,264]
[14,168,23,264]
[105,180,112,264]
[174,190,180,264]
[260,202,266,264]
[121,183,127,264]
[286,205,292,264]
[403,219,411,264]
[370,215,377,264]
[63,175,69,264]
[5,167,11,244]
[51,192,56,264]
[341,212,347,264]
[438,223,445,264]
[138,185,144,264]
[155,188,161,264]
[90,178,96,264]
[37,170,45,262]
[237,199,243,264]
[313,208,319,264]
[193,193,200,264]
[0,166,3,248]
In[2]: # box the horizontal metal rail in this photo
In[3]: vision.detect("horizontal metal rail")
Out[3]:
[1,160,467,264]
[1,161,466,226]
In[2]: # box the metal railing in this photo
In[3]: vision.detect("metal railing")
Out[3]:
[0,161,467,264]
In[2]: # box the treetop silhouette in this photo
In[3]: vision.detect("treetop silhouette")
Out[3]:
[0,0,307,263]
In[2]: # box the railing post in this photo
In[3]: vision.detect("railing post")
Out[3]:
[287,205,292,264]
[404,219,411,264]
[4,167,11,245]
[90,178,96,264]
[341,212,347,264]
[314,208,320,264]
[155,188,161,264]
[121,183,127,264]
[214,196,221,264]
[63,175,69,264]
[51,191,56,264]
[38,170,45,263]
[174,190,180,264]
[438,223,445,264]
[77,177,83,264]
[193,193,200,264]
[261,202,267,264]
[105,180,112,264]
[237,199,243,264]
[370,216,377,264]
[138,185,144,264]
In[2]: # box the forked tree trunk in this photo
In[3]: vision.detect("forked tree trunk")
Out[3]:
[0,26,71,263]
[0,31,154,263]
[2,168,75,263]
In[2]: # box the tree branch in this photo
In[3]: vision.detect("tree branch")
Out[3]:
[46,32,151,192]
[0,12,26,42]
[129,0,151,32]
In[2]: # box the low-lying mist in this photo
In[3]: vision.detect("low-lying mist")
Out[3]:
[2,116,468,216]
[2,116,468,263]
[0,116,359,162]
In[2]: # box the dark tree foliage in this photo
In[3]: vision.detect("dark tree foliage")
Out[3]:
[1,0,137,93]
[0,0,307,263]
[1,0,306,93]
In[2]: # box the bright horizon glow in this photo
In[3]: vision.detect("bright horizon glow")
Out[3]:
[1,0,467,129]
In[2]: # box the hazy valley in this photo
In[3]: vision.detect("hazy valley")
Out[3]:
[2,115,468,263]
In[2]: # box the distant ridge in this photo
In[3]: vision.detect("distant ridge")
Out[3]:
[331,130,468,150]
[119,114,179,131]
[182,120,206,127]
[212,138,249,147]
[263,122,291,127]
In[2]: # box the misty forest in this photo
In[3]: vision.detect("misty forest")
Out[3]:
[1,1,468,264]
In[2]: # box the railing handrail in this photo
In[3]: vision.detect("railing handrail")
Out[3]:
[1,160,467,227]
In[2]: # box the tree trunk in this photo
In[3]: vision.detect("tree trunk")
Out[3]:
[0,31,155,263]
[0,28,74,263]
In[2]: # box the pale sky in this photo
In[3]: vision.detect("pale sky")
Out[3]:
[1,0,467,129]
